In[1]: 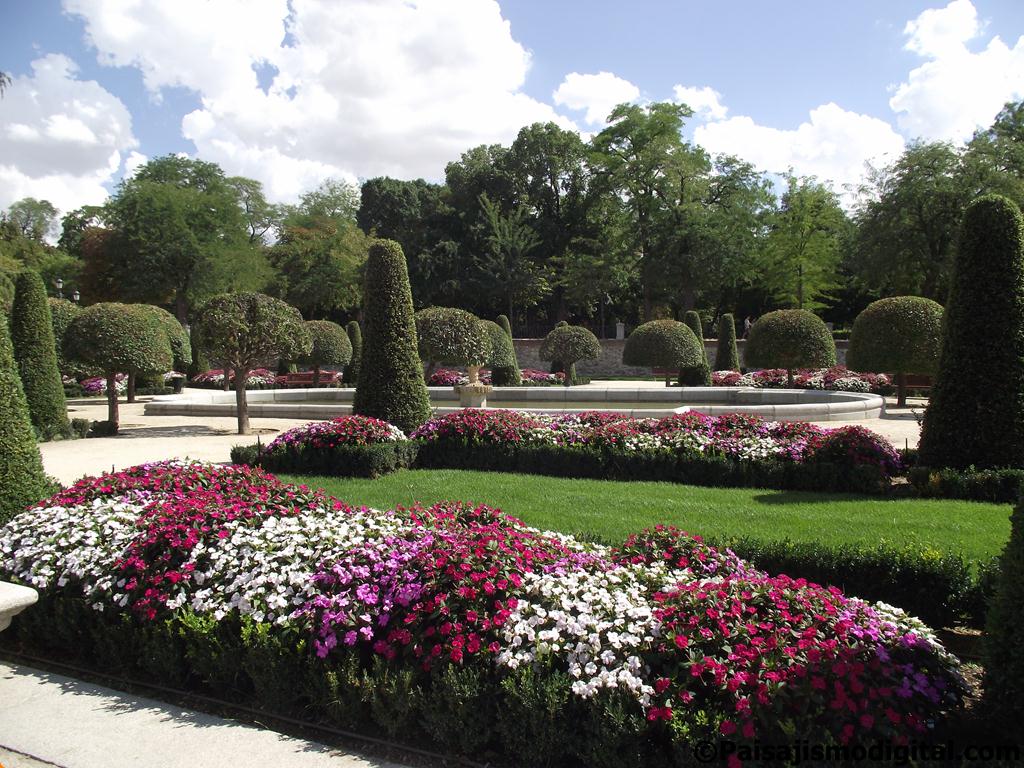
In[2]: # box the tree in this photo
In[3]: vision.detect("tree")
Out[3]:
[714,313,740,372]
[0,313,50,525]
[298,178,360,223]
[3,198,59,242]
[622,320,703,385]
[0,272,13,315]
[414,307,490,380]
[539,325,601,386]
[129,305,192,401]
[298,320,352,387]
[227,176,280,245]
[965,101,1024,206]
[497,314,513,338]
[760,176,848,310]
[10,270,69,439]
[847,297,943,406]
[482,319,520,386]
[680,311,711,386]
[64,303,172,432]
[345,320,362,386]
[352,240,431,432]
[745,310,836,387]
[477,193,546,323]
[195,293,311,435]
[0,71,11,98]
[48,298,81,376]
[918,195,1024,469]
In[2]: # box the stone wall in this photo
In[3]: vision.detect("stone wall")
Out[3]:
[512,339,848,377]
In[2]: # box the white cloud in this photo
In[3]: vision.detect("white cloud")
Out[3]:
[123,150,148,179]
[889,0,1024,142]
[671,84,728,121]
[695,103,905,193]
[552,71,641,125]
[0,53,138,218]
[65,0,575,202]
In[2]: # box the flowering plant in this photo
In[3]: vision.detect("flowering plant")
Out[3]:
[264,415,406,454]
[712,366,891,394]
[79,374,127,395]
[428,367,564,387]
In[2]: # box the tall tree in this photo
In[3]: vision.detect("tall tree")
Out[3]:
[227,176,280,245]
[3,198,59,241]
[298,178,360,222]
[476,192,546,323]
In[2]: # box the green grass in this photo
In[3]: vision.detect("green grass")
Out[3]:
[281,469,1011,563]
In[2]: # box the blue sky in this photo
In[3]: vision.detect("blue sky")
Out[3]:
[1,0,1022,217]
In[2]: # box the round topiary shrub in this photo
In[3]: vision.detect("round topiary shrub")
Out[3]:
[539,325,601,387]
[10,270,69,439]
[414,307,491,379]
[344,320,362,386]
[681,311,711,386]
[745,310,837,386]
[481,319,520,386]
[48,298,82,377]
[984,496,1024,726]
[353,240,432,433]
[622,320,703,385]
[847,297,943,407]
[298,320,352,387]
[65,302,173,432]
[131,305,193,401]
[0,313,50,524]
[919,195,1024,470]
[714,313,740,372]
[196,292,311,435]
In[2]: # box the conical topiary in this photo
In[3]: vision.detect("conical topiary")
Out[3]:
[345,320,362,386]
[10,270,69,439]
[0,313,50,525]
[919,195,1024,469]
[483,319,521,386]
[680,311,711,386]
[497,314,513,339]
[352,240,431,432]
[714,313,740,372]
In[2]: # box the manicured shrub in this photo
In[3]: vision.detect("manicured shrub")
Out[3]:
[195,293,312,435]
[847,296,943,406]
[496,313,513,339]
[48,298,82,377]
[680,311,711,386]
[344,320,361,385]
[919,195,1024,470]
[983,497,1024,725]
[65,303,172,432]
[414,307,490,379]
[548,319,569,376]
[352,240,431,433]
[745,309,837,386]
[130,305,192,402]
[10,270,69,439]
[908,465,1024,504]
[0,272,13,315]
[622,320,703,385]
[714,313,740,372]
[0,313,50,524]
[481,319,520,386]
[539,324,600,386]
[298,320,352,387]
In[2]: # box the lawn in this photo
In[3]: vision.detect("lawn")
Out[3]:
[282,469,1011,563]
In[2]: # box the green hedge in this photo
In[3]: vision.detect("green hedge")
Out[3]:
[909,465,1024,504]
[984,497,1024,725]
[482,319,520,386]
[233,441,418,478]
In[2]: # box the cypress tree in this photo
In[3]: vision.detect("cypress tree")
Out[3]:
[483,319,521,386]
[353,240,431,432]
[10,270,69,439]
[714,313,740,372]
[680,311,711,386]
[497,314,513,338]
[919,195,1024,469]
[0,313,50,525]
[345,320,362,385]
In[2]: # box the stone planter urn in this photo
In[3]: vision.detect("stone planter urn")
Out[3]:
[455,364,492,408]
[0,582,38,632]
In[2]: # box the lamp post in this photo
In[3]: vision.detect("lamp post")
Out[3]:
[54,277,63,299]
[71,289,80,303]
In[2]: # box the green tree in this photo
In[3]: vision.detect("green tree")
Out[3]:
[539,325,601,386]
[227,176,281,245]
[345,320,362,386]
[298,320,352,387]
[919,195,1024,469]
[0,313,50,524]
[353,240,431,432]
[745,309,836,386]
[477,193,547,322]
[681,310,711,386]
[414,307,490,380]
[714,313,740,372]
[0,272,13,315]
[3,198,59,242]
[195,293,312,435]
[48,298,81,376]
[10,270,69,439]
[964,101,1024,206]
[497,314,513,338]
[298,178,360,222]
[129,305,192,400]
[482,319,520,386]
[623,319,703,385]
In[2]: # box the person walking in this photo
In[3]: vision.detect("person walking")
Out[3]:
[742,315,753,339]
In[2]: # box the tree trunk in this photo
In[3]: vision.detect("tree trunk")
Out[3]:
[175,293,188,325]
[235,367,250,435]
[896,371,907,408]
[312,365,321,388]
[127,372,136,403]
[106,372,119,433]
[787,369,795,388]
[222,367,231,391]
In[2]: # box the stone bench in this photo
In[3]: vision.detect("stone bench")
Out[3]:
[0,582,38,632]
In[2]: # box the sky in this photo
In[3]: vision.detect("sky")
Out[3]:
[1,0,1023,220]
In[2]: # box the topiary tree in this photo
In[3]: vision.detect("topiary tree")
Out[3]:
[48,298,81,377]
[745,309,836,387]
[196,293,312,435]
[847,296,943,407]
[983,497,1024,726]
[548,319,570,377]
[681,310,711,386]
[497,313,513,339]
[0,271,13,315]
[414,306,491,381]
[0,313,50,524]
[65,303,172,432]
[344,320,362,386]
[187,321,210,378]
[919,195,1024,470]
[130,305,193,400]
[353,240,431,432]
[622,320,703,386]
[714,313,740,372]
[10,270,69,439]
[482,319,520,386]
[298,320,352,387]
[539,324,601,387]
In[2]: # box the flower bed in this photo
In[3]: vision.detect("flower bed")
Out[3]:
[428,368,565,386]
[712,366,891,394]
[189,368,345,390]
[0,461,965,766]
[78,373,127,396]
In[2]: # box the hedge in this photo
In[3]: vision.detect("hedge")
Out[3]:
[344,320,362,385]
[909,465,1024,504]
[984,497,1024,725]
[232,441,418,478]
